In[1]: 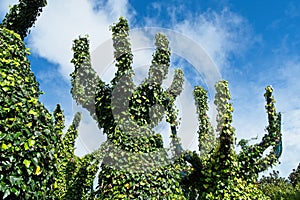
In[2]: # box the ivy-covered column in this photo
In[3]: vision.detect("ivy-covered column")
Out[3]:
[71,17,186,199]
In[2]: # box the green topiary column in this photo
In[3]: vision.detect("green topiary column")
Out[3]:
[1,2,100,199]
[0,26,57,199]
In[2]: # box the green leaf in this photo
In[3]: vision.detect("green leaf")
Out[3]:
[23,159,31,168]
[24,142,29,150]
[2,87,10,92]
[1,143,8,150]
[28,139,35,147]
[3,189,10,199]
[29,109,38,116]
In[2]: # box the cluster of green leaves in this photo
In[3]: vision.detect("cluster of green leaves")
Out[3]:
[289,163,300,187]
[1,0,47,39]
[193,87,215,161]
[259,169,300,200]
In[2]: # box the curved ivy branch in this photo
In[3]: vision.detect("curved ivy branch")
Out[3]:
[193,86,215,161]
[182,80,282,199]
[70,36,102,119]
[238,86,282,181]
[53,105,102,199]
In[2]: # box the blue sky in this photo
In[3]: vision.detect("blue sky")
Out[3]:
[1,0,300,178]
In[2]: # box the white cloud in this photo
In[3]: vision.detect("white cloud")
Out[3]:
[176,79,199,150]
[173,9,256,71]
[143,8,258,73]
[27,0,132,79]
[74,108,106,157]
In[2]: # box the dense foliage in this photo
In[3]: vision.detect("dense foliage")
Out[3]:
[52,105,102,200]
[71,17,186,199]
[289,163,300,187]
[0,25,57,199]
[180,81,282,199]
[0,1,289,199]
[71,17,283,199]
[0,1,100,199]
[1,0,47,39]
[259,168,300,199]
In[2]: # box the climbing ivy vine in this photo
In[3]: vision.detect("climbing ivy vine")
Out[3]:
[0,0,285,198]
[71,17,186,199]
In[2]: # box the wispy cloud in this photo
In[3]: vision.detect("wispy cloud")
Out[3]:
[173,9,257,71]
[272,57,300,176]
[285,1,300,18]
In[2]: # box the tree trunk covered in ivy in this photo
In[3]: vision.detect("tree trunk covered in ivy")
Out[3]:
[0,1,100,199]
[0,25,57,200]
[0,1,56,197]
